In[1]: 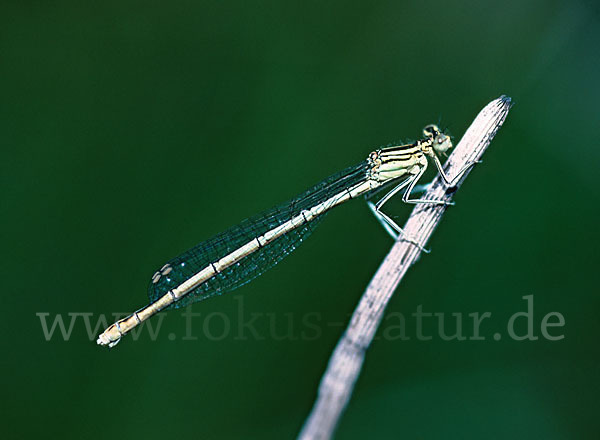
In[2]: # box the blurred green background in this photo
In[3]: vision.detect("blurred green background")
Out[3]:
[2,1,599,439]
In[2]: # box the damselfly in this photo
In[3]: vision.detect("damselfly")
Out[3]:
[97,124,474,347]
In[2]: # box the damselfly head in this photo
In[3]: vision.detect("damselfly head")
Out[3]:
[433,132,452,153]
[424,124,452,154]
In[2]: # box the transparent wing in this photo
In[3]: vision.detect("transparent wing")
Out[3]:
[148,160,370,309]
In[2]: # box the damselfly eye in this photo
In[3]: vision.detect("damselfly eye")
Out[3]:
[423,124,440,138]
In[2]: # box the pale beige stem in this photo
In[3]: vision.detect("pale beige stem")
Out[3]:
[297,96,513,440]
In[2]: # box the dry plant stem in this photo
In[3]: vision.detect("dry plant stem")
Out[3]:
[297,96,513,440]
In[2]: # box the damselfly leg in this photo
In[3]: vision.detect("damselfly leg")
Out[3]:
[367,170,441,252]
[367,177,412,241]
[430,154,482,188]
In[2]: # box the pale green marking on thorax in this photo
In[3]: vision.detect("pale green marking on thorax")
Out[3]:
[367,139,431,183]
